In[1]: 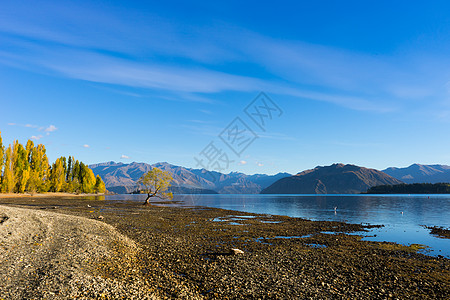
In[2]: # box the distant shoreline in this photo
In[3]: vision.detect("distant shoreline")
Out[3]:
[365,183,450,194]
[0,192,105,198]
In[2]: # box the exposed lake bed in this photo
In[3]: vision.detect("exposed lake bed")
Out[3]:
[0,196,449,299]
[157,194,450,258]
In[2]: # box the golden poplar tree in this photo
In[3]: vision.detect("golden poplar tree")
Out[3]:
[38,144,50,191]
[27,143,50,192]
[50,157,65,192]
[0,134,98,195]
[0,131,4,177]
[1,145,14,193]
[94,175,106,193]
[26,140,38,193]
[13,142,30,193]
[81,164,96,193]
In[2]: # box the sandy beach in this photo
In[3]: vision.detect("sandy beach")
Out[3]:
[0,196,449,299]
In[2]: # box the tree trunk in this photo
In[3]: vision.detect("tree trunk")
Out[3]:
[143,193,152,205]
[142,188,160,205]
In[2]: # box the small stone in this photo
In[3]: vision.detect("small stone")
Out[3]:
[231,248,244,255]
[98,216,104,220]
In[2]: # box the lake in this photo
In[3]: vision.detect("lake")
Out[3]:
[104,194,450,258]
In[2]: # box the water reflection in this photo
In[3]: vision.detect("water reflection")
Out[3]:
[101,194,450,257]
[79,195,106,201]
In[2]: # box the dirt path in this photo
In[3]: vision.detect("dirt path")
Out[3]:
[0,205,157,299]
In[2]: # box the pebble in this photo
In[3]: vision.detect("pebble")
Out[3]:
[231,248,244,255]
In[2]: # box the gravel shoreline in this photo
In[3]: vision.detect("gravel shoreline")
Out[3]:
[1,197,449,299]
[0,204,156,299]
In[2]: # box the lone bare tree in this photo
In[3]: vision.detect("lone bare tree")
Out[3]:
[138,167,173,205]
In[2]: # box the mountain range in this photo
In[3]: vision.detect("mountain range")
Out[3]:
[261,163,403,194]
[89,161,450,194]
[382,164,450,184]
[89,161,291,194]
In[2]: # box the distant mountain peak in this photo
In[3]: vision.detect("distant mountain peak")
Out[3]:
[383,164,450,184]
[330,163,346,167]
[89,161,291,194]
[263,163,402,194]
[153,161,171,166]
[88,161,124,168]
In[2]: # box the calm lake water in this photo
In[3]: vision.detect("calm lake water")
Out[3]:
[104,194,450,258]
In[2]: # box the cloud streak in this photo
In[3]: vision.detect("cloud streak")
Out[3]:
[8,123,38,128]
[31,135,43,140]
[7,123,58,139]
[0,1,448,115]
[44,125,57,132]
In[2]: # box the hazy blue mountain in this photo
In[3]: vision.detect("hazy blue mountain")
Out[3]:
[382,164,450,184]
[89,161,291,194]
[261,163,403,194]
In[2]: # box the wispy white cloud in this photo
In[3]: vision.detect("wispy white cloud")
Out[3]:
[120,154,130,159]
[239,160,247,165]
[8,122,58,131]
[83,144,90,148]
[1,41,395,112]
[331,141,385,148]
[7,123,58,137]
[44,125,57,132]
[8,122,38,128]
[188,119,212,124]
[39,51,265,94]
[30,135,43,140]
[257,132,298,142]
[0,1,448,115]
[199,109,213,115]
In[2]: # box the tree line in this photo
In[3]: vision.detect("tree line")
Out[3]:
[0,131,105,194]
[366,183,450,194]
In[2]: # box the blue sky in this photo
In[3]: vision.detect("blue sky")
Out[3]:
[1,0,450,175]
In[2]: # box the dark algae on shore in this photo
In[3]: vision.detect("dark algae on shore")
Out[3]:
[424,225,450,239]
[2,197,449,299]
